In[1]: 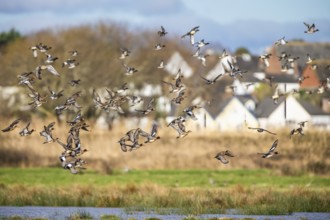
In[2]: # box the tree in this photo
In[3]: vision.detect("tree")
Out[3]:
[234,47,250,56]
[0,28,22,48]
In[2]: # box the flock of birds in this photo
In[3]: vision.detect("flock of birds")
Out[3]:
[1,22,328,173]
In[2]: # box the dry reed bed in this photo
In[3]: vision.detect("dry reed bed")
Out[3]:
[0,118,329,174]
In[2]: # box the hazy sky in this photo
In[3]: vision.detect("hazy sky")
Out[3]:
[0,0,329,53]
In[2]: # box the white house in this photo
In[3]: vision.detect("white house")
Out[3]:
[165,52,193,78]
[256,95,330,129]
[189,96,259,131]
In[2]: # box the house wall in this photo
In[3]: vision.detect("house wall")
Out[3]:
[215,98,258,131]
[189,108,219,131]
[266,96,311,127]
[165,52,193,78]
[310,115,330,129]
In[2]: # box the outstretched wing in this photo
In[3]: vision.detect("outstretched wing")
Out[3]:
[303,22,310,28]
[224,150,236,157]
[264,129,277,135]
[268,139,278,153]
[215,154,229,164]
[46,65,60,77]
[213,73,223,81]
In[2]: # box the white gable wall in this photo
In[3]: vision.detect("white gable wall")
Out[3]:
[189,108,219,131]
[266,96,311,127]
[215,98,258,131]
[165,52,193,78]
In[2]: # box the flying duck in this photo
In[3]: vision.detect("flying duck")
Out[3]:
[120,48,131,59]
[134,98,155,115]
[200,73,223,85]
[304,22,319,34]
[40,123,57,144]
[35,65,60,80]
[259,53,272,67]
[274,36,288,46]
[122,63,138,75]
[19,122,35,136]
[183,105,201,120]
[195,39,210,49]
[215,150,236,164]
[154,43,166,50]
[248,127,276,135]
[258,139,279,158]
[48,87,64,100]
[45,53,58,64]
[2,119,21,132]
[157,59,166,69]
[158,25,168,37]
[181,26,200,45]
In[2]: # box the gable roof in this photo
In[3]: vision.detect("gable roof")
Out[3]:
[236,94,258,105]
[165,52,193,78]
[298,99,329,116]
[255,95,329,118]
[266,42,330,75]
[204,97,232,119]
[304,60,330,82]
[255,96,285,118]
[236,54,262,73]
[267,73,299,83]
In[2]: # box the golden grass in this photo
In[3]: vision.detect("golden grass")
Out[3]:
[0,117,329,175]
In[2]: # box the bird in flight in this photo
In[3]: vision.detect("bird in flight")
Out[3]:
[304,22,319,34]
[257,139,279,158]
[200,73,223,85]
[2,119,21,132]
[181,26,200,45]
[215,150,236,164]
[248,127,277,135]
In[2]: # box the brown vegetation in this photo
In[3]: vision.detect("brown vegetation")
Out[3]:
[0,117,329,175]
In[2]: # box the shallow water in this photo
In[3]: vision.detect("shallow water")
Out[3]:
[0,206,329,220]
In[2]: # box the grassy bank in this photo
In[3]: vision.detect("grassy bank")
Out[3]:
[0,168,329,188]
[0,168,329,215]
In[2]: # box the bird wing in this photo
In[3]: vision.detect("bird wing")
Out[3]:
[216,154,229,164]
[120,143,128,152]
[264,58,270,67]
[32,49,38,58]
[268,139,278,153]
[199,75,209,82]
[46,65,60,77]
[224,150,236,157]
[150,123,158,137]
[56,139,69,150]
[213,73,223,81]
[161,80,174,89]
[264,129,276,135]
[10,119,21,127]
[147,98,154,109]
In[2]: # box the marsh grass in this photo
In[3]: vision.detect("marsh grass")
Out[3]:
[100,215,122,220]
[0,118,329,175]
[0,168,329,215]
[0,217,47,220]
[66,210,93,220]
